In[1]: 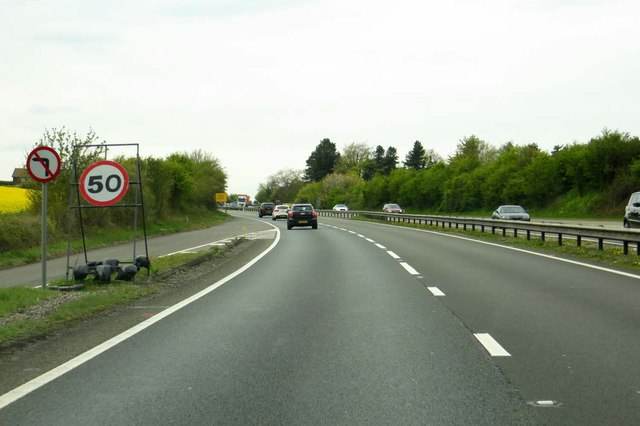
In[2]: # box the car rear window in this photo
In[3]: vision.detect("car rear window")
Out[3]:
[293,205,313,211]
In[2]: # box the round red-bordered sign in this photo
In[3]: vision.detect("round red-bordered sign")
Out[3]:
[79,160,129,206]
[26,146,62,183]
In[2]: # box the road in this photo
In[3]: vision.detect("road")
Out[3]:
[0,216,272,288]
[1,211,639,424]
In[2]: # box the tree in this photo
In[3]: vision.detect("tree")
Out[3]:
[424,148,444,169]
[144,157,173,218]
[336,142,373,177]
[382,146,398,175]
[260,168,304,203]
[362,145,386,180]
[188,150,227,209]
[27,127,105,228]
[404,141,427,170]
[448,135,495,173]
[304,138,341,182]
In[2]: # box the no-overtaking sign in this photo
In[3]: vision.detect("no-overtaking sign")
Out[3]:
[27,146,61,183]
[80,160,130,206]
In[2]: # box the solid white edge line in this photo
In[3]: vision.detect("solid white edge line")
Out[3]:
[387,251,401,259]
[360,220,640,280]
[427,287,445,296]
[0,223,282,411]
[474,333,511,357]
[400,262,420,275]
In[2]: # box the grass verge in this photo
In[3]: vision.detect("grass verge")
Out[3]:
[0,237,245,347]
[0,209,230,269]
[352,215,640,273]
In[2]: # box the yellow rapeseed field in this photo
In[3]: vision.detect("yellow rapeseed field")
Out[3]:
[0,186,31,213]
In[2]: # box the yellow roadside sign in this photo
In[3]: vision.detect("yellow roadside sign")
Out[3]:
[215,192,228,203]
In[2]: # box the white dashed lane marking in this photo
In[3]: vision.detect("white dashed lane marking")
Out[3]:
[326,223,514,363]
[474,333,511,357]
[427,287,445,296]
[387,251,401,259]
[399,262,420,275]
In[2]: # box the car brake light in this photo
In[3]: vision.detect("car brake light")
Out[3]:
[288,211,293,218]
[312,211,317,218]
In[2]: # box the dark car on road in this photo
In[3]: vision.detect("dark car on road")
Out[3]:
[623,191,640,228]
[287,203,318,230]
[259,202,275,218]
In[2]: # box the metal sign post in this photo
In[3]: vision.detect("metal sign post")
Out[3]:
[41,183,48,288]
[26,146,62,289]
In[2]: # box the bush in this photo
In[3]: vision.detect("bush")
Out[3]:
[0,214,47,252]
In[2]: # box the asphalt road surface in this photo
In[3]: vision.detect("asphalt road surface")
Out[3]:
[1,211,638,424]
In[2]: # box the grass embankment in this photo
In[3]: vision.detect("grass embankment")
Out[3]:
[0,209,235,346]
[0,236,244,346]
[353,215,640,272]
[0,210,229,269]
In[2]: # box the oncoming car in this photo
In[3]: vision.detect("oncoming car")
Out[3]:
[332,204,349,211]
[382,203,403,214]
[287,203,318,230]
[492,205,530,221]
[272,205,290,220]
[623,191,640,228]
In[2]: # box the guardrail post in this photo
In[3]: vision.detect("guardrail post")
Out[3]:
[514,228,518,238]
[526,230,531,240]
[623,241,629,255]
[558,233,563,246]
[541,232,545,242]
[598,238,603,250]
[576,235,581,247]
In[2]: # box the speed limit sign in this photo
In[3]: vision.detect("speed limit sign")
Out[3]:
[80,160,129,206]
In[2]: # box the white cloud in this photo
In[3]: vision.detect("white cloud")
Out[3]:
[1,0,639,196]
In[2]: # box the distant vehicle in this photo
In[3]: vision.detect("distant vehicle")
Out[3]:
[492,205,530,221]
[623,191,640,228]
[258,202,274,218]
[382,203,403,214]
[272,205,290,220]
[287,203,318,230]
[237,195,251,208]
[332,204,349,211]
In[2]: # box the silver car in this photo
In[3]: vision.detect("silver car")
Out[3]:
[492,205,530,221]
[383,203,403,214]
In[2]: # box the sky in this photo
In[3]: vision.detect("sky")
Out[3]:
[2,0,639,197]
